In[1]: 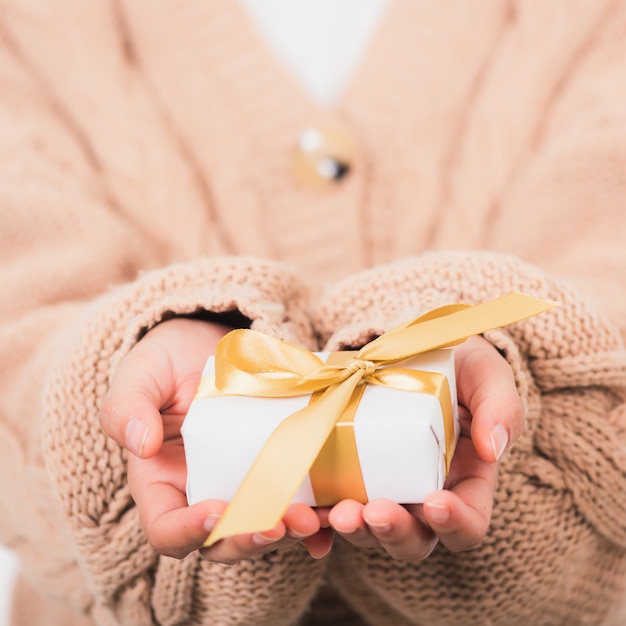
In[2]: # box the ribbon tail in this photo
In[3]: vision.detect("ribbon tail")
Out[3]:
[362,292,557,361]
[204,373,363,546]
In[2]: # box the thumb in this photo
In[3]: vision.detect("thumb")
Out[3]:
[455,336,524,463]
[99,342,169,458]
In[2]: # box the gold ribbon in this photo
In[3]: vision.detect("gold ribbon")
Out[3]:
[308,351,371,506]
[197,292,556,546]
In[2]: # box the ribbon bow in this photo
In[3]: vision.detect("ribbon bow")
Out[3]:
[198,292,556,546]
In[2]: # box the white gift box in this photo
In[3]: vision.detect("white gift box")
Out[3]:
[182,348,458,506]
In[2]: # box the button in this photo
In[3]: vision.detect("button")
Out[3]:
[293,128,357,188]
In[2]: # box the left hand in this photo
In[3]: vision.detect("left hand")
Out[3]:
[324,335,523,561]
[100,317,333,562]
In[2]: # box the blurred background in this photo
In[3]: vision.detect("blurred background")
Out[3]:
[0,546,17,624]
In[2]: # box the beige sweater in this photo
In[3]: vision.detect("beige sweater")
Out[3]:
[1,1,626,624]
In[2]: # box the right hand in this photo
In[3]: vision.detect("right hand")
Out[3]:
[99,317,333,563]
[322,335,524,561]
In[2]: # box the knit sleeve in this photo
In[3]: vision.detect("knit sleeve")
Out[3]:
[0,144,324,626]
[0,19,324,626]
[312,251,626,624]
[42,259,325,626]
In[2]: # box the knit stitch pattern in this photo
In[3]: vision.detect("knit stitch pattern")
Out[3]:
[1,1,626,624]
[313,251,626,625]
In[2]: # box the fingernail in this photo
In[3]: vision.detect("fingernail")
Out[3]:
[363,517,392,534]
[252,532,281,546]
[311,550,330,560]
[425,502,450,525]
[203,513,221,534]
[490,423,509,461]
[331,523,357,535]
[125,418,148,457]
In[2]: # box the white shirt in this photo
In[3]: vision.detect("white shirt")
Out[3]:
[240,0,389,107]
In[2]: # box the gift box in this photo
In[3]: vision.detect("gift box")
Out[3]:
[181,293,556,545]
[182,348,458,507]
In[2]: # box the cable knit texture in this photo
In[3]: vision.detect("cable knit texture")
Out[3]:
[313,252,626,625]
[0,1,625,625]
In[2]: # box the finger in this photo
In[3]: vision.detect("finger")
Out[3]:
[455,336,524,462]
[100,318,230,458]
[328,500,375,547]
[99,341,171,458]
[361,499,438,561]
[149,500,227,560]
[132,478,227,559]
[101,392,164,459]
[283,503,322,539]
[301,527,334,559]
[328,500,379,548]
[304,507,334,557]
[131,463,288,563]
[314,507,332,528]
[283,504,331,559]
[127,448,217,557]
[423,439,498,551]
[200,521,287,565]
[201,503,321,565]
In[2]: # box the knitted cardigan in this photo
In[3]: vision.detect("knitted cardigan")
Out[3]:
[1,1,625,625]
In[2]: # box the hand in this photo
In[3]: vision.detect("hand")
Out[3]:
[324,335,523,561]
[99,318,333,563]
